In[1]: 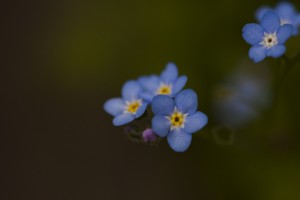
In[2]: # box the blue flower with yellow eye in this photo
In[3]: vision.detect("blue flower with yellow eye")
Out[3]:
[138,63,187,102]
[243,11,293,62]
[151,89,208,152]
[104,80,148,126]
[256,2,300,36]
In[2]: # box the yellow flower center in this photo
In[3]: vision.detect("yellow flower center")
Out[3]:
[167,110,186,130]
[156,83,172,95]
[125,100,142,114]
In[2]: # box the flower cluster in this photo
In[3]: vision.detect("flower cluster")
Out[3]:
[104,63,208,152]
[243,2,300,62]
[256,2,300,36]
[103,2,300,153]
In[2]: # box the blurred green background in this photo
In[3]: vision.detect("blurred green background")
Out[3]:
[2,0,300,199]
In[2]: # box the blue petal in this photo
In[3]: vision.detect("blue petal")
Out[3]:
[297,15,300,25]
[184,111,208,134]
[113,114,135,126]
[104,98,125,116]
[151,95,175,115]
[295,15,300,35]
[276,2,295,19]
[242,23,264,45]
[135,102,148,118]
[160,63,178,83]
[122,80,141,101]
[255,6,272,21]
[139,92,154,102]
[266,45,286,58]
[152,115,170,137]
[167,128,192,152]
[293,14,300,35]
[277,24,293,44]
[261,11,281,33]
[249,46,266,63]
[138,75,160,92]
[175,89,198,115]
[172,75,187,95]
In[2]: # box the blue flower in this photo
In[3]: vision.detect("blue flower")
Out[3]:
[243,11,294,62]
[256,2,300,35]
[138,63,187,102]
[213,62,272,128]
[104,80,148,126]
[151,89,208,152]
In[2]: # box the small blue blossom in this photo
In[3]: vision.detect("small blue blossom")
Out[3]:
[243,11,294,62]
[256,2,300,35]
[104,80,148,126]
[138,63,187,102]
[151,89,208,152]
[213,62,272,128]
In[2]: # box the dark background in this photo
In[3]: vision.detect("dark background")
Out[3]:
[2,0,300,199]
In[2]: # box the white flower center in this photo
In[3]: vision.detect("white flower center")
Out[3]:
[166,108,187,131]
[260,32,278,49]
[124,99,142,114]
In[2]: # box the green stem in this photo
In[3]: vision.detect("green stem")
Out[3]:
[277,49,300,88]
[264,50,300,127]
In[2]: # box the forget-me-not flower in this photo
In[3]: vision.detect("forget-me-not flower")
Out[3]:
[151,89,208,152]
[243,11,294,62]
[104,80,148,126]
[256,2,300,35]
[138,63,187,102]
[213,62,272,128]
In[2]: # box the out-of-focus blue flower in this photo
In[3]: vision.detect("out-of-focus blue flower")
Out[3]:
[104,80,148,126]
[256,2,300,35]
[142,128,158,143]
[138,63,187,102]
[151,89,208,152]
[213,62,272,128]
[243,11,294,62]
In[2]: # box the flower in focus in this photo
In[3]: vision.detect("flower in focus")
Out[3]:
[138,63,187,102]
[242,11,293,62]
[256,2,300,35]
[151,89,208,152]
[104,80,148,126]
